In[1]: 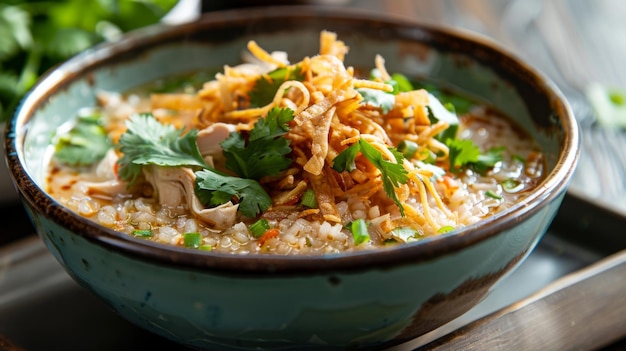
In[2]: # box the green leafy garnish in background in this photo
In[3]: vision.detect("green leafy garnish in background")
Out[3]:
[54,113,112,166]
[0,0,178,122]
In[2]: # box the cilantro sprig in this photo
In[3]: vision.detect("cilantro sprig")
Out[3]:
[221,107,294,180]
[195,170,271,218]
[116,110,297,218]
[117,113,209,185]
[446,139,505,174]
[446,138,481,173]
[356,87,395,113]
[357,71,413,113]
[332,139,409,216]
[53,112,112,166]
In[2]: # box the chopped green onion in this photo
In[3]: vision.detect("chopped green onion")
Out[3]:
[300,189,318,208]
[502,178,523,193]
[249,218,270,238]
[397,140,418,159]
[183,232,203,248]
[391,227,422,242]
[417,148,436,164]
[133,229,153,237]
[199,245,213,251]
[438,225,455,234]
[485,190,502,200]
[350,218,370,245]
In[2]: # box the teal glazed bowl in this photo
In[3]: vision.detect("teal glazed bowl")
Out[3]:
[5,6,579,351]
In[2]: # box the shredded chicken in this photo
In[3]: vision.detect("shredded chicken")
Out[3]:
[143,165,238,229]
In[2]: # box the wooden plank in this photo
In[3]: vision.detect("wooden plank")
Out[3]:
[414,249,626,351]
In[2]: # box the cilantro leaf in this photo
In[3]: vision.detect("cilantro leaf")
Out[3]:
[332,139,409,216]
[446,138,481,172]
[473,146,505,174]
[356,88,395,114]
[330,142,361,172]
[368,70,413,95]
[249,65,305,107]
[117,113,208,184]
[427,93,460,142]
[221,107,294,180]
[412,81,475,115]
[54,113,112,166]
[195,169,271,218]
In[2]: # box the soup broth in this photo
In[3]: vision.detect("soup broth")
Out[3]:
[46,32,544,255]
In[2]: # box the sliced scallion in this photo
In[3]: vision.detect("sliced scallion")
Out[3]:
[300,189,318,208]
[502,178,523,193]
[183,232,203,248]
[397,140,418,159]
[437,225,454,234]
[133,229,153,237]
[249,218,270,238]
[350,218,370,245]
[418,148,436,164]
[485,190,502,200]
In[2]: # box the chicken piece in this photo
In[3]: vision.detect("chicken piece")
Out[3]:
[196,122,235,169]
[143,165,238,229]
[75,149,127,198]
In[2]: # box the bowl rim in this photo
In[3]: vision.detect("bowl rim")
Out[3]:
[4,5,580,275]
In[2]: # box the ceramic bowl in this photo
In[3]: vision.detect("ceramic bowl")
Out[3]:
[4,6,579,351]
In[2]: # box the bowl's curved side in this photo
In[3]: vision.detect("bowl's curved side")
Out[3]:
[20,189,562,350]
